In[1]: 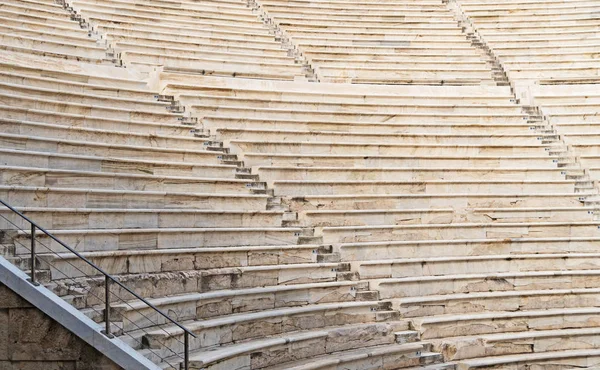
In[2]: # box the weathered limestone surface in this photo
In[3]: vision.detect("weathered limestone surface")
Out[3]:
[0,282,122,370]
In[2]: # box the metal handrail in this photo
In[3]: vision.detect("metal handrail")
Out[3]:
[0,198,197,370]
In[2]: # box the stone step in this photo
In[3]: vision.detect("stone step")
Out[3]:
[0,185,269,210]
[228,140,552,156]
[180,95,521,114]
[358,253,600,279]
[0,105,195,137]
[155,320,410,368]
[11,226,301,254]
[257,166,575,182]
[455,348,600,369]
[340,235,600,264]
[194,105,528,124]
[273,179,580,196]
[0,91,183,124]
[110,280,363,327]
[205,116,537,134]
[240,153,560,169]
[321,221,600,244]
[438,327,600,361]
[0,148,239,179]
[285,193,588,212]
[375,269,600,300]
[39,243,322,282]
[0,165,258,194]
[415,307,600,341]
[262,342,438,370]
[0,125,215,158]
[157,321,409,370]
[1,207,284,230]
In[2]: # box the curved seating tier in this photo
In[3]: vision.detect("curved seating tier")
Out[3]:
[457,0,600,85]
[255,0,496,85]
[2,0,600,369]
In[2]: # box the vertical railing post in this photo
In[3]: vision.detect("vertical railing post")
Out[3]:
[184,331,189,370]
[30,224,38,286]
[104,275,113,338]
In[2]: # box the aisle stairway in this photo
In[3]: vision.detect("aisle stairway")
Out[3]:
[2,0,600,369]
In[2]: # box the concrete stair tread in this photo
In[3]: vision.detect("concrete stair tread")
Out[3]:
[229,139,548,148]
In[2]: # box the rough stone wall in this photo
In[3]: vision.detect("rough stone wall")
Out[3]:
[0,282,122,370]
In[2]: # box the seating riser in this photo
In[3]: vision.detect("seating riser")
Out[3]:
[0,152,236,179]
[0,36,106,60]
[274,182,577,196]
[299,210,455,227]
[377,273,600,300]
[0,94,180,124]
[258,168,567,182]
[0,109,192,137]
[0,187,266,210]
[0,86,172,113]
[341,239,600,262]
[420,313,600,341]
[0,10,78,29]
[316,69,493,80]
[193,322,409,370]
[145,307,382,357]
[1,209,282,230]
[198,110,527,123]
[360,256,600,279]
[243,156,557,169]
[205,119,532,135]
[121,53,302,77]
[13,228,299,254]
[185,98,521,115]
[231,143,547,156]
[94,24,276,42]
[42,247,315,282]
[114,41,291,61]
[439,333,600,361]
[49,264,337,310]
[74,8,267,31]
[0,17,89,38]
[0,168,251,194]
[323,224,600,244]
[218,125,539,136]
[286,195,585,212]
[0,126,211,154]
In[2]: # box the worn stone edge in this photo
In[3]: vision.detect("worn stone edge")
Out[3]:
[0,256,161,370]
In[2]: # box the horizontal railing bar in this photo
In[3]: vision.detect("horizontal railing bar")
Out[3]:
[0,198,197,339]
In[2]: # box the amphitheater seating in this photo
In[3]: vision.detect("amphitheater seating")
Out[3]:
[68,0,306,80]
[457,0,600,85]
[2,0,600,369]
[256,0,496,84]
